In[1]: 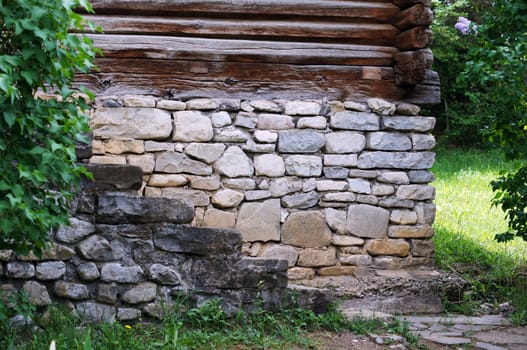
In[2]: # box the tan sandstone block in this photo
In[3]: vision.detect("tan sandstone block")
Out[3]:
[236,199,281,242]
[288,267,315,280]
[297,247,337,267]
[104,139,144,154]
[148,174,188,187]
[202,208,236,228]
[388,225,434,239]
[318,266,356,276]
[366,239,410,257]
[282,211,332,248]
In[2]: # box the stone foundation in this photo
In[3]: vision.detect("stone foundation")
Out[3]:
[87,96,437,283]
[0,164,288,321]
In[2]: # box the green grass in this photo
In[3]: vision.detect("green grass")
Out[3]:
[433,148,527,319]
[0,297,424,350]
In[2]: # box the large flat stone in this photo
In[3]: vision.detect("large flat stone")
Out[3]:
[236,199,281,242]
[347,204,389,238]
[297,247,337,267]
[281,191,319,209]
[260,245,299,267]
[82,163,143,190]
[285,155,322,177]
[389,225,434,239]
[383,116,436,132]
[269,177,303,197]
[214,146,254,178]
[282,211,332,248]
[100,263,144,283]
[121,282,157,304]
[257,114,294,130]
[366,239,410,257]
[325,132,366,153]
[173,111,213,142]
[153,224,242,255]
[254,154,285,177]
[185,143,226,164]
[155,152,212,175]
[278,130,326,153]
[358,152,435,169]
[97,195,194,224]
[367,132,412,151]
[91,107,172,139]
[55,218,95,244]
[330,111,380,131]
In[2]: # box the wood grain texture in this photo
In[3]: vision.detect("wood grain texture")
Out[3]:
[392,0,431,10]
[75,58,440,104]
[394,49,433,86]
[89,34,398,66]
[88,0,399,20]
[395,27,433,50]
[390,4,433,30]
[85,15,399,45]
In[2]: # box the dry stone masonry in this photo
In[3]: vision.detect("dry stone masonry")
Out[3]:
[89,96,437,283]
[0,164,289,322]
[0,96,437,319]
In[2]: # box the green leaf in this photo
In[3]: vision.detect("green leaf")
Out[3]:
[2,111,16,127]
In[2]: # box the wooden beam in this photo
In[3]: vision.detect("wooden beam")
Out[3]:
[88,34,398,66]
[395,27,433,50]
[392,0,431,10]
[88,0,400,21]
[85,15,399,45]
[390,4,433,30]
[394,49,433,86]
[75,58,440,105]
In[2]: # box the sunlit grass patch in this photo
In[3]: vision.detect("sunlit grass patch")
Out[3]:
[433,148,527,318]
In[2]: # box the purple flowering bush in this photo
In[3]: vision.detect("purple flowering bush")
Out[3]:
[455,16,478,35]
[429,0,490,147]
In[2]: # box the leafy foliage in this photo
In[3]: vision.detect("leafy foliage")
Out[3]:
[0,0,98,254]
[433,0,527,242]
[460,0,527,242]
[429,0,493,147]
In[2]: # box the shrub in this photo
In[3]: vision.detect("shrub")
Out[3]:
[0,0,98,255]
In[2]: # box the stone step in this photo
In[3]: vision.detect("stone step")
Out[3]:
[82,164,143,191]
[97,194,194,224]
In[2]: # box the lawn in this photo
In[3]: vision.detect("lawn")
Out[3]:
[432,148,527,321]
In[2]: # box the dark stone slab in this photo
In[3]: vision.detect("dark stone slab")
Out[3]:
[97,195,194,224]
[96,224,153,239]
[153,224,242,256]
[230,258,288,289]
[75,133,93,160]
[192,257,288,289]
[82,164,143,191]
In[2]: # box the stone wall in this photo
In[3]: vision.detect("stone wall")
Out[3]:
[87,96,437,284]
[0,164,288,322]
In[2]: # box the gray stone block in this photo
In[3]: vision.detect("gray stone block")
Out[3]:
[278,130,326,153]
[153,224,242,256]
[97,195,194,224]
[330,111,380,131]
[347,205,389,238]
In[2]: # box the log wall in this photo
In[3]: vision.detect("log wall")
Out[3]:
[76,0,439,104]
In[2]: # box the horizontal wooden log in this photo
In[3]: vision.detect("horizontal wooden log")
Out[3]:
[74,58,440,105]
[85,15,399,45]
[88,34,398,66]
[392,0,431,10]
[395,27,433,50]
[390,4,433,30]
[88,0,399,21]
